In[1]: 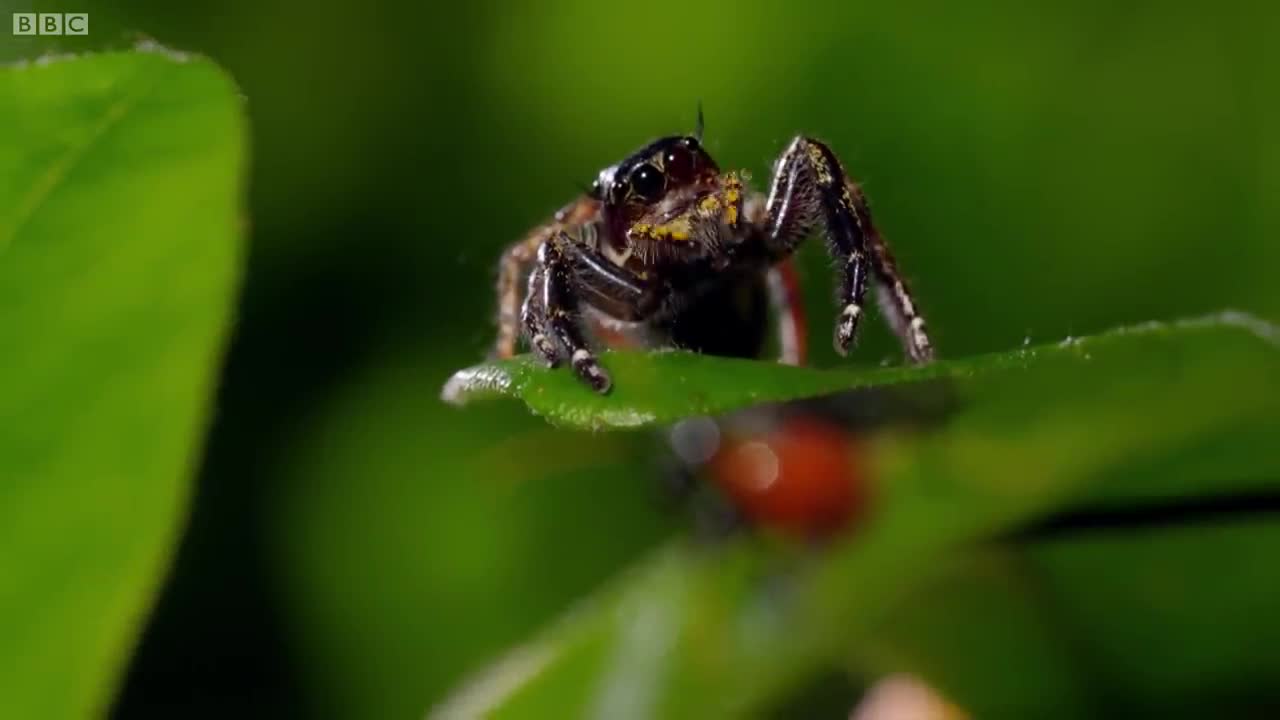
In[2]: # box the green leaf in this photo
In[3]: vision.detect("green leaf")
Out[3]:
[0,50,244,717]
[433,313,1280,718]
[442,312,1278,432]
[443,350,947,430]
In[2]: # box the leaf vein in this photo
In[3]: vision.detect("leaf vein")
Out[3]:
[0,66,159,253]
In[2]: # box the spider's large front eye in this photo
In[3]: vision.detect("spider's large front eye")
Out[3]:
[629,163,665,202]
[664,146,695,182]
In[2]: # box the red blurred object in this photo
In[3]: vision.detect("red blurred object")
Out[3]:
[706,416,866,536]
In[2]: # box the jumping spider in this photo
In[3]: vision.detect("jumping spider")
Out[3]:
[492,115,934,393]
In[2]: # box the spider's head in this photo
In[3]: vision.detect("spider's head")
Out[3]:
[592,135,737,263]
[590,135,719,211]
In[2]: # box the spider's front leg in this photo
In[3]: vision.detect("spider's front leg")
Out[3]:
[521,231,667,394]
[494,196,603,359]
[761,136,934,363]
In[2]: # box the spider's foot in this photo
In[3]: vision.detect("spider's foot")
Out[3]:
[531,333,561,367]
[834,303,862,356]
[906,317,935,364]
[571,349,612,394]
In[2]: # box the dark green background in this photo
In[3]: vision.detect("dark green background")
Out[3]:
[5,2,1278,717]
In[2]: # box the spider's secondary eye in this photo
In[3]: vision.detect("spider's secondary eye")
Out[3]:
[629,163,665,201]
[664,147,695,182]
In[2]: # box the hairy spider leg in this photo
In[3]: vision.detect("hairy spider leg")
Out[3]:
[509,223,671,393]
[531,232,617,392]
[762,137,871,355]
[494,196,604,359]
[761,136,933,362]
[868,232,935,362]
[519,264,561,365]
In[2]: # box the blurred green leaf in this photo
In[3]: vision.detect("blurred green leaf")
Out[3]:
[434,313,1280,718]
[0,50,244,717]
[270,361,679,719]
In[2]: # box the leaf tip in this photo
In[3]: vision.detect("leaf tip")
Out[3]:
[1208,309,1280,347]
[132,37,195,63]
[440,363,514,406]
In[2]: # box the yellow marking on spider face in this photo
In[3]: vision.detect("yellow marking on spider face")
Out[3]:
[654,218,692,240]
[722,172,743,225]
[634,217,693,241]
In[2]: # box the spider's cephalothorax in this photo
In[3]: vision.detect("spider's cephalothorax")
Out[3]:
[492,121,934,393]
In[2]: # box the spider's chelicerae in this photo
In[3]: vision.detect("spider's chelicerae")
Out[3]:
[492,116,934,393]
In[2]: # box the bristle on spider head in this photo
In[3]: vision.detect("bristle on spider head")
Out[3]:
[694,102,705,142]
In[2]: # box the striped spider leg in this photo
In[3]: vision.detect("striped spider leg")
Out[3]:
[760,136,934,362]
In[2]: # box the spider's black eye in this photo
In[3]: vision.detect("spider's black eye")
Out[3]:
[589,178,603,199]
[664,146,695,183]
[629,163,665,202]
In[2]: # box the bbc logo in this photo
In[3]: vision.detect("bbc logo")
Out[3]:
[13,13,89,35]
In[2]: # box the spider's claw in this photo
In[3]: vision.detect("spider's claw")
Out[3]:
[571,349,612,394]
[834,303,862,356]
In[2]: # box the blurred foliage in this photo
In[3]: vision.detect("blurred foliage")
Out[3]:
[434,316,1280,717]
[0,51,243,717]
[3,0,1279,718]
